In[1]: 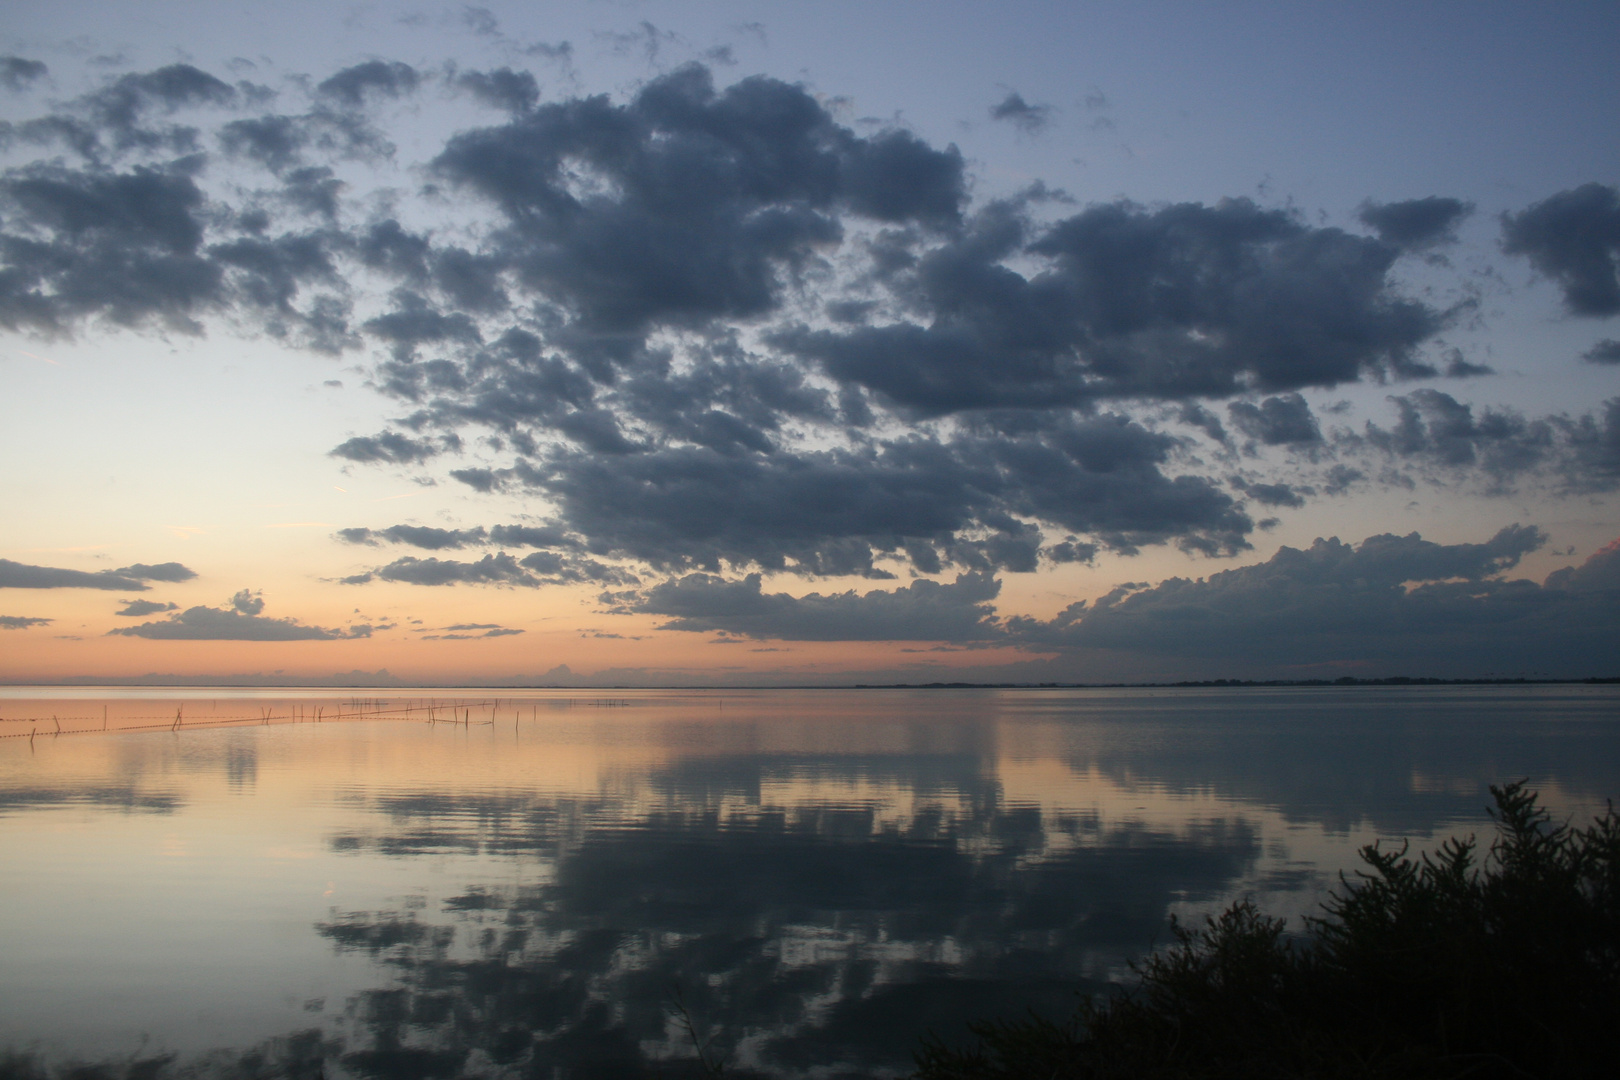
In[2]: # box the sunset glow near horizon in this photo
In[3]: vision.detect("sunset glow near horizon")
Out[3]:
[2,1,1618,686]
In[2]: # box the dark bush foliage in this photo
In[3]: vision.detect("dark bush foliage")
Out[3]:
[914,782,1620,1080]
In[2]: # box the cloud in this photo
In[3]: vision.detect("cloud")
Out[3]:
[1009,525,1620,676]
[417,621,525,640]
[0,57,48,92]
[330,432,444,464]
[0,163,221,334]
[344,550,636,587]
[115,599,179,617]
[1502,183,1620,316]
[455,67,538,113]
[6,57,1604,590]
[429,63,964,340]
[988,91,1053,133]
[1233,480,1308,509]
[336,524,488,549]
[1582,339,1620,365]
[784,195,1446,417]
[1358,196,1472,250]
[0,559,195,591]
[613,571,1004,642]
[108,592,369,640]
[1227,394,1322,446]
[1,615,51,629]
[119,562,196,582]
[316,61,421,108]
[0,154,350,346]
[1353,389,1620,493]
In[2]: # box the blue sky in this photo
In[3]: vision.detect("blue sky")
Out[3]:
[2,1,1617,684]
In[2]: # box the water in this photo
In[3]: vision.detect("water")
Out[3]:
[1,685,1617,1077]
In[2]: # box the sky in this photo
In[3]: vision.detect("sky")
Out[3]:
[1,0,1618,686]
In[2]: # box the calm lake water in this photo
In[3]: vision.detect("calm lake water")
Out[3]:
[2,684,1617,1078]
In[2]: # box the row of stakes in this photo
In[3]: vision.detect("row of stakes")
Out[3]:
[6,697,645,742]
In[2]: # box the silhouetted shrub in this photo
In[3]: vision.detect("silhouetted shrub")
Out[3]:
[914,782,1620,1079]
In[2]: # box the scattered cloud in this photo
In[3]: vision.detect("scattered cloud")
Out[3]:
[1358,196,1473,250]
[0,56,48,92]
[115,599,178,617]
[1502,183,1620,316]
[1,615,51,629]
[0,559,195,591]
[608,571,1004,642]
[1007,526,1619,677]
[416,621,524,640]
[107,591,369,640]
[989,91,1053,133]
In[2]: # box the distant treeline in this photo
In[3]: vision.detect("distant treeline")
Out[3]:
[855,676,1620,689]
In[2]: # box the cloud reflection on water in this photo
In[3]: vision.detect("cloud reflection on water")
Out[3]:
[0,686,1617,1076]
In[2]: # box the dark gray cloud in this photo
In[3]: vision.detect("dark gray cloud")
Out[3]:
[1008,526,1620,676]
[613,571,1003,642]
[1227,393,1322,446]
[1354,388,1620,491]
[0,149,351,347]
[336,524,488,549]
[334,522,581,553]
[344,550,636,587]
[118,562,196,582]
[0,615,51,629]
[8,58,1598,592]
[108,594,369,640]
[316,61,421,108]
[0,163,220,333]
[1358,196,1472,250]
[417,621,525,640]
[429,63,964,339]
[1582,339,1620,365]
[1,57,48,92]
[989,91,1053,133]
[1502,183,1620,316]
[330,431,445,465]
[784,196,1445,418]
[1232,480,1308,509]
[455,67,539,113]
[1564,397,1620,490]
[115,599,179,617]
[0,559,194,591]
[500,411,1252,576]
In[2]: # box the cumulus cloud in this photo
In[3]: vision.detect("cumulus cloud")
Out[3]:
[1582,339,1620,365]
[1,615,52,629]
[107,592,369,640]
[1,57,48,91]
[1352,389,1620,493]
[316,61,421,108]
[1227,394,1322,446]
[416,621,525,640]
[783,195,1445,419]
[1358,196,1472,250]
[1008,526,1620,676]
[0,559,195,591]
[5,57,1613,592]
[330,432,445,464]
[115,599,178,617]
[1502,183,1620,316]
[336,524,488,549]
[989,91,1053,133]
[344,550,637,587]
[455,67,538,113]
[612,571,1004,642]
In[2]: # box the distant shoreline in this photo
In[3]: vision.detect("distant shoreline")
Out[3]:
[1,676,1616,691]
